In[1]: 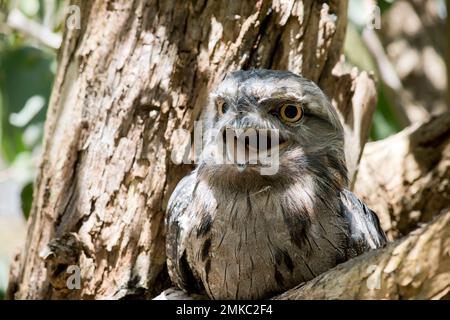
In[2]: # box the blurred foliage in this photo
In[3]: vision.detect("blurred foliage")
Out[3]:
[349,0,395,31]
[370,86,404,139]
[348,0,447,140]
[0,44,54,163]
[344,22,377,74]
[347,0,402,141]
[344,21,401,140]
[0,289,4,300]
[0,0,67,205]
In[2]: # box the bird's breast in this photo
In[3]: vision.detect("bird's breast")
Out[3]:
[185,182,345,299]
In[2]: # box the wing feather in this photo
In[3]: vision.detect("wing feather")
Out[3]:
[165,173,203,292]
[340,189,387,257]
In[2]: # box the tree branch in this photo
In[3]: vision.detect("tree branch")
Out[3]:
[354,111,450,239]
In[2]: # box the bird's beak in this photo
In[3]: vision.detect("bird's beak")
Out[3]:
[221,127,288,169]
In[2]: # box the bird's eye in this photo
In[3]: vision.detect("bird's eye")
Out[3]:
[278,103,303,124]
[216,99,229,116]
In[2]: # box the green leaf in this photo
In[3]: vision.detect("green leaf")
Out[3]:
[21,182,34,220]
[0,288,4,300]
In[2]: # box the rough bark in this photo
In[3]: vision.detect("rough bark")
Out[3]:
[354,112,450,240]
[7,0,376,299]
[275,209,450,300]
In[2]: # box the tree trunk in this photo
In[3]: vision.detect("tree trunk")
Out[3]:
[354,112,450,240]
[7,0,376,299]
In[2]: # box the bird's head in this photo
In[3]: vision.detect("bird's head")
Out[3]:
[198,69,347,190]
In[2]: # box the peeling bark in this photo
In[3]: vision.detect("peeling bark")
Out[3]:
[275,209,450,300]
[7,0,376,299]
[354,112,450,240]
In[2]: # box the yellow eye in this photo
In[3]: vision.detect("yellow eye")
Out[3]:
[279,103,303,123]
[216,99,229,116]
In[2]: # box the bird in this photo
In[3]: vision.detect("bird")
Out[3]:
[165,69,387,300]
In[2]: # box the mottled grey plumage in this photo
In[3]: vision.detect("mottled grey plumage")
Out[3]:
[166,70,386,300]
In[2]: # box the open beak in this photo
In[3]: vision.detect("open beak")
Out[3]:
[220,127,288,168]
